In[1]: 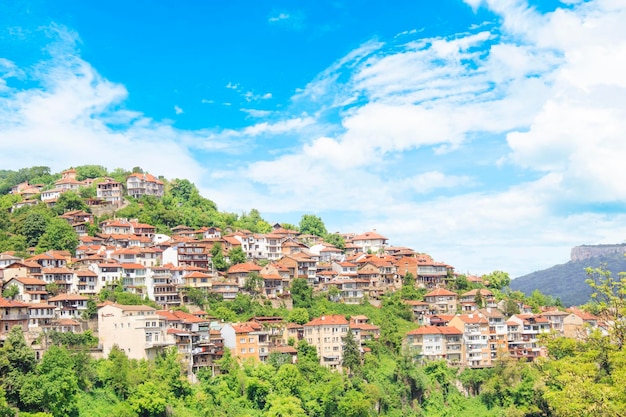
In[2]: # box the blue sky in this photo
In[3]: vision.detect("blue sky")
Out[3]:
[1,0,626,277]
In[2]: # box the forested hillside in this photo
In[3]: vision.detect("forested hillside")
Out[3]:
[511,252,626,307]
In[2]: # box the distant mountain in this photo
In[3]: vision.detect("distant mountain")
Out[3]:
[510,251,626,307]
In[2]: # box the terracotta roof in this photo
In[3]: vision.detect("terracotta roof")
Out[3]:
[49,293,89,302]
[227,262,262,273]
[0,298,28,308]
[352,231,388,241]
[406,325,462,336]
[425,288,457,297]
[305,314,349,326]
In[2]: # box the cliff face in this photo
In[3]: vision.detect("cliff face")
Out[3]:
[570,244,626,262]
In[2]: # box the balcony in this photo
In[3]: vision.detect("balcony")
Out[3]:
[1,314,29,321]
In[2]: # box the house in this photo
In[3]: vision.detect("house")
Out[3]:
[349,315,380,347]
[48,293,89,319]
[507,314,551,361]
[3,276,49,303]
[221,322,262,362]
[304,314,349,370]
[449,314,491,368]
[126,172,164,198]
[424,288,458,314]
[156,309,211,374]
[150,266,181,308]
[96,178,124,206]
[404,326,463,365]
[349,231,388,254]
[0,297,29,337]
[459,289,497,311]
[210,281,239,301]
[27,303,56,329]
[98,303,173,360]
[227,262,263,289]
[478,308,509,360]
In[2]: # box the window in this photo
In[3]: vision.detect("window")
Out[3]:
[240,338,246,344]
[241,348,246,354]
[249,348,255,353]
[249,337,254,343]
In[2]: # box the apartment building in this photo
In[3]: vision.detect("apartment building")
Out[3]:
[304,315,349,370]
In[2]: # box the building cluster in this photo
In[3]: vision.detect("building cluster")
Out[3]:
[0,205,608,374]
[404,297,605,367]
[10,168,164,210]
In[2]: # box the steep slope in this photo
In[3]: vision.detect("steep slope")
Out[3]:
[510,252,626,306]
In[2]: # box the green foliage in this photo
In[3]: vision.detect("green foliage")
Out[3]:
[47,330,98,348]
[323,233,345,250]
[52,191,88,215]
[37,217,79,254]
[481,270,511,290]
[286,308,309,325]
[234,209,272,233]
[298,214,327,237]
[586,265,626,349]
[21,211,51,248]
[228,245,247,266]
[75,165,108,181]
[1,285,19,300]
[210,242,228,272]
[342,329,361,376]
[291,278,313,309]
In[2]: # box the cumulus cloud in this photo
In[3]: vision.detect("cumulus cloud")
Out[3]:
[206,0,626,275]
[0,26,240,182]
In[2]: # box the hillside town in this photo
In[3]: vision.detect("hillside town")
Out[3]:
[0,168,610,379]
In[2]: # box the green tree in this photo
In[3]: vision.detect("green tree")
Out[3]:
[342,329,361,376]
[75,165,107,180]
[97,346,132,399]
[26,346,79,417]
[323,233,345,250]
[299,214,327,237]
[128,381,167,417]
[586,265,626,349]
[0,326,37,406]
[482,270,511,290]
[37,218,79,254]
[228,245,247,266]
[244,272,264,299]
[291,278,312,309]
[22,211,50,248]
[210,242,228,272]
[286,308,309,325]
[1,285,19,300]
[52,191,88,215]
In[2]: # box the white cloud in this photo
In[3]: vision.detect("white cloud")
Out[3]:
[268,13,290,23]
[206,0,626,276]
[174,105,183,115]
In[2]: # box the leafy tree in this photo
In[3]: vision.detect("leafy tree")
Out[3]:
[586,265,626,349]
[291,278,313,309]
[243,272,264,299]
[342,329,361,376]
[324,233,345,250]
[45,283,60,296]
[170,178,195,202]
[235,209,272,233]
[0,326,37,405]
[501,298,521,316]
[337,390,371,417]
[299,214,327,237]
[280,223,299,232]
[286,308,309,325]
[37,218,79,254]
[75,165,107,180]
[2,285,19,300]
[26,346,80,417]
[128,381,167,417]
[482,270,511,290]
[228,245,246,266]
[52,191,88,215]
[96,346,132,399]
[210,242,228,272]
[22,211,50,247]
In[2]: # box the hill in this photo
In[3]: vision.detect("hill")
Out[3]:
[510,251,626,306]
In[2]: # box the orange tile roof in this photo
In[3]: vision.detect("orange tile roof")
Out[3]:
[425,288,457,297]
[305,314,349,326]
